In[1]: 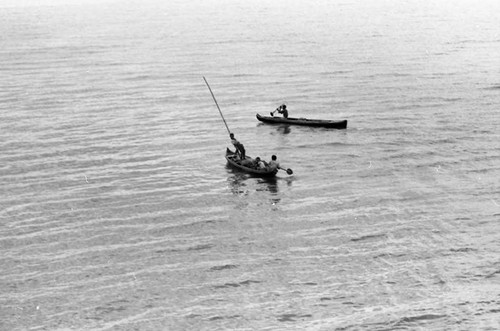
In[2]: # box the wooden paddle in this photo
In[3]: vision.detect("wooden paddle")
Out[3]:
[270,107,280,117]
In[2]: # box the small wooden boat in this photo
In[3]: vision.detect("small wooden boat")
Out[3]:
[225,148,278,177]
[256,113,347,129]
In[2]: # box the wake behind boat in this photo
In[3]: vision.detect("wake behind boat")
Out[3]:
[256,113,347,129]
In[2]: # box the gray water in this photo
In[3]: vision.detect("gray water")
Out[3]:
[1,0,499,330]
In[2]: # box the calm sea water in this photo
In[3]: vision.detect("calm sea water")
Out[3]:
[1,0,499,330]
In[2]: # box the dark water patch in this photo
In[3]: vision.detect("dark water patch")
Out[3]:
[214,283,240,289]
[208,316,223,321]
[372,72,413,78]
[162,220,218,232]
[322,142,359,148]
[155,248,180,254]
[351,233,387,242]
[208,314,241,321]
[485,269,500,279]
[209,264,238,272]
[442,97,463,102]
[239,280,262,286]
[342,301,353,305]
[434,278,446,285]
[277,313,312,322]
[396,313,447,325]
[93,299,130,317]
[352,313,448,331]
[214,279,261,289]
[447,39,500,45]
[450,247,476,253]
[187,244,214,251]
[291,281,318,286]
[319,70,353,76]
[484,84,500,90]
[121,74,157,81]
[231,73,256,78]
[162,219,221,233]
[293,141,350,149]
[374,252,407,259]
[471,129,495,135]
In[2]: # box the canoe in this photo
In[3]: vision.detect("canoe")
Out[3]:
[225,148,278,177]
[256,113,347,129]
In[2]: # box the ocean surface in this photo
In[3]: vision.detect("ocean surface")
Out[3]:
[1,0,499,330]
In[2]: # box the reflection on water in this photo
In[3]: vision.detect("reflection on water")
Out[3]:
[227,173,249,196]
[256,177,277,194]
[277,124,291,135]
[227,173,281,204]
[257,123,292,134]
[257,177,280,204]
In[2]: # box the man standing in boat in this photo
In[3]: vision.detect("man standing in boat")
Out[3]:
[229,133,246,160]
[271,104,289,118]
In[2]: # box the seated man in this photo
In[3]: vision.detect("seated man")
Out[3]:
[253,157,266,170]
[267,155,281,172]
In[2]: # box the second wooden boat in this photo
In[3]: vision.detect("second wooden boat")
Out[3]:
[256,113,347,129]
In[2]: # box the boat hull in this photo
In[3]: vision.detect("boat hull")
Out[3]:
[225,148,278,177]
[256,113,347,129]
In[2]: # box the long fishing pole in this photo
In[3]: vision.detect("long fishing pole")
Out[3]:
[203,77,293,175]
[203,76,231,135]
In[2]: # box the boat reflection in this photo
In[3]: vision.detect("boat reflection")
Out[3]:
[276,124,291,135]
[257,123,291,134]
[227,172,249,196]
[227,172,281,204]
[257,177,280,204]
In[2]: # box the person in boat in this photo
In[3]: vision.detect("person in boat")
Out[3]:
[253,157,266,170]
[229,133,246,160]
[271,104,288,118]
[267,155,282,172]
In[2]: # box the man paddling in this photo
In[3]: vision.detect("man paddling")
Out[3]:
[229,133,246,160]
[271,104,289,118]
[268,155,282,172]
